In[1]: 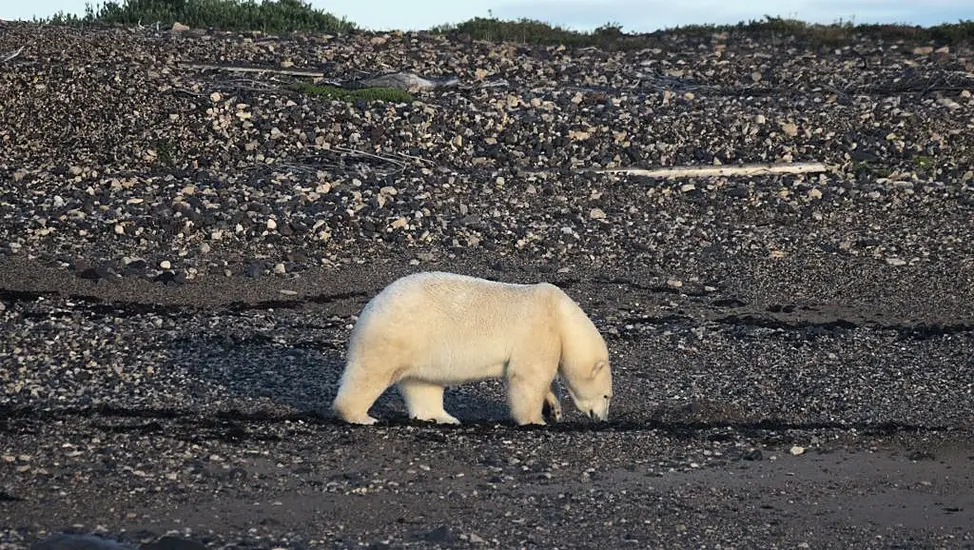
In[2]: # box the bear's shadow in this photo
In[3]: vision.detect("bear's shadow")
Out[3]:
[169,328,517,424]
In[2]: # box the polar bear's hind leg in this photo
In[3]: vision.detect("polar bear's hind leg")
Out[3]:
[331,360,394,425]
[397,378,461,425]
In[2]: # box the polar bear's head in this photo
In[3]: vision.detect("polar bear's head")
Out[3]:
[563,359,613,422]
[550,285,614,421]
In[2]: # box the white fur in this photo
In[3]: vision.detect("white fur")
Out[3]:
[331,271,613,426]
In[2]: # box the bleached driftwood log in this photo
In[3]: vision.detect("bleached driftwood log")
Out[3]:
[180,62,327,78]
[585,161,831,178]
[179,65,458,92]
[1,46,24,64]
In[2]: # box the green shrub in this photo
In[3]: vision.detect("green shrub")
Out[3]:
[715,16,974,48]
[432,17,633,49]
[39,0,356,35]
[287,82,415,104]
[432,14,974,50]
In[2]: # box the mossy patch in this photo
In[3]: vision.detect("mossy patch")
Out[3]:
[286,82,415,104]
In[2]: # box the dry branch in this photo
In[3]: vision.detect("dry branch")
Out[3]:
[581,161,832,178]
[1,46,24,64]
[180,62,327,78]
[332,145,408,169]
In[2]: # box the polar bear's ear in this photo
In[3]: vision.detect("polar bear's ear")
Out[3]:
[591,360,608,377]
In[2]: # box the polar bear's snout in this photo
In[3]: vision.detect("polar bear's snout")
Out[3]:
[587,395,612,422]
[578,394,611,422]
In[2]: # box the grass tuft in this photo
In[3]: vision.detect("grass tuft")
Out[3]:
[287,82,415,104]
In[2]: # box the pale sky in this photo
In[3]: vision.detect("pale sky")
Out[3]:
[2,0,970,33]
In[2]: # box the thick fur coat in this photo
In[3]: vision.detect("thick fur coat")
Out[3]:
[331,271,613,425]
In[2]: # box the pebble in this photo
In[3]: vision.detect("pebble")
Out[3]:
[743,450,763,461]
[780,122,799,137]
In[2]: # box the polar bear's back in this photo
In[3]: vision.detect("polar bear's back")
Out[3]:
[357,271,553,336]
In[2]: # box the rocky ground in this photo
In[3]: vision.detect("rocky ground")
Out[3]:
[1,20,973,549]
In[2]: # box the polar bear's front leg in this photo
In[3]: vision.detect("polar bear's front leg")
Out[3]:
[507,373,551,426]
[544,388,562,422]
[397,379,461,425]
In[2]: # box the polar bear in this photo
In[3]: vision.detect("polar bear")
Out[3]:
[331,271,613,426]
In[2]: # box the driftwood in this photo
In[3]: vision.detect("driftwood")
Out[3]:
[356,72,459,92]
[243,145,435,181]
[586,161,831,178]
[331,145,408,170]
[180,64,459,93]
[522,161,831,179]
[1,46,24,64]
[181,62,327,78]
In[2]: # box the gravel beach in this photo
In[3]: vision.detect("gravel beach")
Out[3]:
[1,20,973,549]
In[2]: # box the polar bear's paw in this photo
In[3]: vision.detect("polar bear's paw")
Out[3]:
[412,411,462,425]
[342,414,379,425]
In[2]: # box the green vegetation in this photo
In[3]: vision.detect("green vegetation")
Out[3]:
[40,0,356,35]
[153,138,179,167]
[287,82,414,104]
[912,154,940,177]
[849,158,892,179]
[430,17,630,48]
[433,15,974,50]
[33,1,974,50]
[913,155,934,170]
